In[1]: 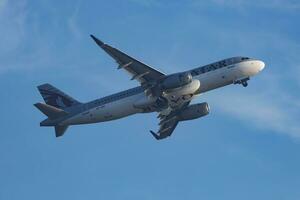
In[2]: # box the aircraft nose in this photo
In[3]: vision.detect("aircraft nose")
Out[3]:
[257,60,265,71]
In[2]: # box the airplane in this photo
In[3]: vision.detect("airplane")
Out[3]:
[34,34,265,140]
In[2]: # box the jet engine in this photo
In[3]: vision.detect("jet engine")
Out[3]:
[179,102,210,121]
[161,72,192,90]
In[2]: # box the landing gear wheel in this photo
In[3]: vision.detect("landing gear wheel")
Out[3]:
[242,81,248,87]
[156,96,168,109]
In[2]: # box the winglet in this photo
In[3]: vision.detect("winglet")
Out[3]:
[150,130,161,140]
[90,34,105,47]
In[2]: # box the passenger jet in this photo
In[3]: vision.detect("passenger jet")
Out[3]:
[34,35,265,140]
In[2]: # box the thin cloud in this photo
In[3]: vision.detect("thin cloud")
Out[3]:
[67,0,82,39]
[207,86,300,139]
[0,0,7,12]
[0,0,28,74]
[193,0,300,11]
[0,0,85,75]
[127,0,161,7]
[205,36,300,139]
[0,0,26,54]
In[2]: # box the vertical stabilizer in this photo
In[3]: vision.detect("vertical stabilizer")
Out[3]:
[37,83,81,109]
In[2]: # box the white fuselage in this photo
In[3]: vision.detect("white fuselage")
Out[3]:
[61,59,265,126]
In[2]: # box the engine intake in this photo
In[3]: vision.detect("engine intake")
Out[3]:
[179,102,210,121]
[161,72,192,90]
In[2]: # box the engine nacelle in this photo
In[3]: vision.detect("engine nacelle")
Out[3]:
[161,72,192,90]
[179,102,210,121]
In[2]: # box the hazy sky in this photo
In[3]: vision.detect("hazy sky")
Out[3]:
[1,0,300,199]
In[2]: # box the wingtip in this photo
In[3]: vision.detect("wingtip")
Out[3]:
[90,34,96,39]
[90,34,104,46]
[150,130,160,140]
[37,83,50,89]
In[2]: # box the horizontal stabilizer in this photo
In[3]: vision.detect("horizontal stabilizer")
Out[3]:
[34,103,68,119]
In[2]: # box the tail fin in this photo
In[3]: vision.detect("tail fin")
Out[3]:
[37,83,81,109]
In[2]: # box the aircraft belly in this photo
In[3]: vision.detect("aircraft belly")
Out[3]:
[61,112,92,125]
[62,95,140,125]
[93,98,138,122]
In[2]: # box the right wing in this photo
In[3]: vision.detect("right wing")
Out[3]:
[90,35,165,87]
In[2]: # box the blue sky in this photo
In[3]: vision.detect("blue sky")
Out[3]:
[1,0,300,199]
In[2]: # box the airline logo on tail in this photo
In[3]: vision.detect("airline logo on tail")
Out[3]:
[37,84,81,109]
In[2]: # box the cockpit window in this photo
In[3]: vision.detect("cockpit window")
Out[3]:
[241,57,250,60]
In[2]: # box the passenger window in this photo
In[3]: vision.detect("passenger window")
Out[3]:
[191,70,199,76]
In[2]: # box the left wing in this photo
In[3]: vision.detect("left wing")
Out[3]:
[150,114,179,140]
[90,35,165,86]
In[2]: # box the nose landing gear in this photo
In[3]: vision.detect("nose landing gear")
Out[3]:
[234,77,250,87]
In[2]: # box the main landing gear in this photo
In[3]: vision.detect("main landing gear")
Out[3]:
[242,80,248,87]
[234,77,250,87]
[156,96,168,110]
